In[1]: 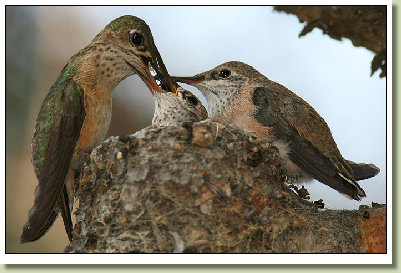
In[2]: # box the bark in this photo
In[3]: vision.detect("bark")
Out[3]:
[65,121,386,253]
[274,6,387,78]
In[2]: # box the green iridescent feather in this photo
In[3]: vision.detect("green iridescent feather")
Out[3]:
[31,62,84,176]
[92,15,151,43]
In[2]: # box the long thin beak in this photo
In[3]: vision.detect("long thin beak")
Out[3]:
[151,47,178,96]
[131,46,177,96]
[125,59,163,95]
[171,75,205,85]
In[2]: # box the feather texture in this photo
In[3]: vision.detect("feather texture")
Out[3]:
[252,86,365,200]
[21,73,85,243]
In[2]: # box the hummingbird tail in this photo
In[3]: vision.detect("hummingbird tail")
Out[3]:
[347,160,380,181]
[59,186,73,242]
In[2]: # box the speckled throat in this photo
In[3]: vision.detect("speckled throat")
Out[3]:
[73,45,137,94]
[196,81,241,122]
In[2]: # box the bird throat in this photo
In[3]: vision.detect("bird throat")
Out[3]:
[200,84,239,123]
[74,44,134,94]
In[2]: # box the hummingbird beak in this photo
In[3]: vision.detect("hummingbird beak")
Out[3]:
[149,47,178,96]
[125,47,177,96]
[125,59,164,94]
[171,75,205,85]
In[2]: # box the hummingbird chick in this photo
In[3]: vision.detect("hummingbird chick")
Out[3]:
[173,61,379,201]
[21,15,177,243]
[152,86,208,127]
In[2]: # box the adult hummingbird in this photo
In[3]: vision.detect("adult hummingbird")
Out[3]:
[172,61,379,200]
[21,15,177,243]
[152,85,207,127]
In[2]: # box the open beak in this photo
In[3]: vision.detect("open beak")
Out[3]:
[126,46,177,96]
[150,48,178,96]
[171,75,205,85]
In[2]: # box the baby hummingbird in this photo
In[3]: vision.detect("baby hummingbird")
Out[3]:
[152,85,207,127]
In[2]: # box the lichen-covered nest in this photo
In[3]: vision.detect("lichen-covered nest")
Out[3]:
[65,121,385,253]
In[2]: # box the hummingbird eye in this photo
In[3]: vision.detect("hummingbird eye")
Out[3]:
[186,96,199,106]
[130,32,144,47]
[219,69,231,78]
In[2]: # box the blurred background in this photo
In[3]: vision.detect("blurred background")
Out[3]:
[5,6,386,253]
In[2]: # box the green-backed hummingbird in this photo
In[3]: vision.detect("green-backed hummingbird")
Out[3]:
[21,15,177,243]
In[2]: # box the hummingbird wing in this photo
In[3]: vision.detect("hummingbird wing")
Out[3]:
[21,75,85,242]
[252,86,365,200]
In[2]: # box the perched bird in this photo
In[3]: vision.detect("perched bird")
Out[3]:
[152,85,207,127]
[172,61,379,200]
[21,15,177,243]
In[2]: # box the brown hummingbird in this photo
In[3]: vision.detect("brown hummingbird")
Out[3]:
[152,85,207,127]
[21,15,177,243]
[173,61,379,200]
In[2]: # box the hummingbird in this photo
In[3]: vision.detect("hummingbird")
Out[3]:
[172,61,379,200]
[21,15,177,243]
[152,85,207,127]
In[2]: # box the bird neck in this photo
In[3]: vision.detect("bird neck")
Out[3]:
[71,44,134,96]
[152,92,184,126]
[202,87,237,122]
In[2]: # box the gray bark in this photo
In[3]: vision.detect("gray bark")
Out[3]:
[65,121,386,253]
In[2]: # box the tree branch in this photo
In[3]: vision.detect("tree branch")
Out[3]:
[274,6,387,78]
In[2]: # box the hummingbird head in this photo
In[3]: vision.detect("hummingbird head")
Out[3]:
[172,61,267,100]
[172,61,265,117]
[92,15,177,95]
[152,85,208,127]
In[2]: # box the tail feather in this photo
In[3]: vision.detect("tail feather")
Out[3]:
[347,160,380,181]
[59,186,73,242]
